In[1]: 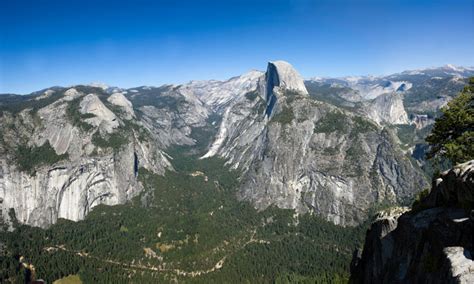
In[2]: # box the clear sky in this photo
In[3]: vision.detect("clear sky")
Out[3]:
[1,0,473,94]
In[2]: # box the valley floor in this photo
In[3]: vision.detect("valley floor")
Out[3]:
[0,145,369,283]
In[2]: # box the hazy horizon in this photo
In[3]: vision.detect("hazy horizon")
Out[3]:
[3,62,474,95]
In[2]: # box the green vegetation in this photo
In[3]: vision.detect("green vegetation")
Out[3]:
[426,77,474,165]
[65,97,95,131]
[305,82,359,111]
[352,116,377,134]
[0,89,65,116]
[314,110,349,133]
[313,111,377,137]
[323,146,340,156]
[403,77,467,115]
[1,136,369,283]
[411,188,430,212]
[126,86,186,110]
[284,90,305,104]
[272,106,295,124]
[15,141,68,175]
[91,131,128,153]
[245,90,258,101]
[344,139,365,177]
[396,124,416,145]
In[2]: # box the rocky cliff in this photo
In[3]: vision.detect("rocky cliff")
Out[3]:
[350,160,474,283]
[203,61,428,226]
[2,61,467,229]
[363,92,410,125]
[0,87,175,228]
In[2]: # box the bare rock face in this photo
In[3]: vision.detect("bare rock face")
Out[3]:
[181,70,264,112]
[427,160,474,207]
[0,60,446,230]
[107,92,135,120]
[350,160,474,283]
[265,61,308,96]
[363,92,410,125]
[203,61,427,225]
[411,114,434,129]
[63,88,82,101]
[0,87,172,228]
[0,145,139,228]
[238,101,425,226]
[80,93,119,133]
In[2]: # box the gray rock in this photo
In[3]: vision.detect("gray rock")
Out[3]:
[204,61,427,225]
[0,88,171,228]
[350,160,474,283]
[3,60,461,230]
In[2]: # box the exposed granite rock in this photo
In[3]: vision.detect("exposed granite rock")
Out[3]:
[80,93,119,133]
[237,98,426,225]
[411,114,435,129]
[0,61,447,230]
[181,70,264,112]
[264,61,308,117]
[0,88,172,228]
[350,160,474,283]
[107,92,135,120]
[265,61,308,96]
[363,92,410,125]
[203,61,427,225]
[425,160,474,208]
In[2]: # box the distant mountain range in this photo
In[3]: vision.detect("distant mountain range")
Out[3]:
[1,63,472,228]
[1,61,473,283]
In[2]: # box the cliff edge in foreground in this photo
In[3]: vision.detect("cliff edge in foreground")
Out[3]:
[350,160,474,283]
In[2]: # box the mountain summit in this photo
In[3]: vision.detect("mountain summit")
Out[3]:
[266,61,308,96]
[1,61,472,228]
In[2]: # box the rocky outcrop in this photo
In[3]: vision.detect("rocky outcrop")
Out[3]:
[363,93,410,125]
[264,61,308,117]
[237,101,426,225]
[0,145,140,228]
[351,160,474,283]
[80,94,119,133]
[265,61,308,97]
[107,92,135,120]
[129,86,210,149]
[1,61,450,229]
[0,87,172,228]
[411,114,434,129]
[181,70,264,112]
[424,160,474,208]
[203,61,427,225]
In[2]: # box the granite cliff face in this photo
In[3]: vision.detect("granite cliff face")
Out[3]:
[351,160,474,283]
[202,61,427,225]
[363,92,410,125]
[1,62,468,229]
[0,87,178,228]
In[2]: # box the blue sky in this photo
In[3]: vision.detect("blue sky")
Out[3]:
[1,0,473,94]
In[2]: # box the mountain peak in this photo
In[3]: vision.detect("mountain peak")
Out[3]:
[266,61,308,96]
[263,60,308,117]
